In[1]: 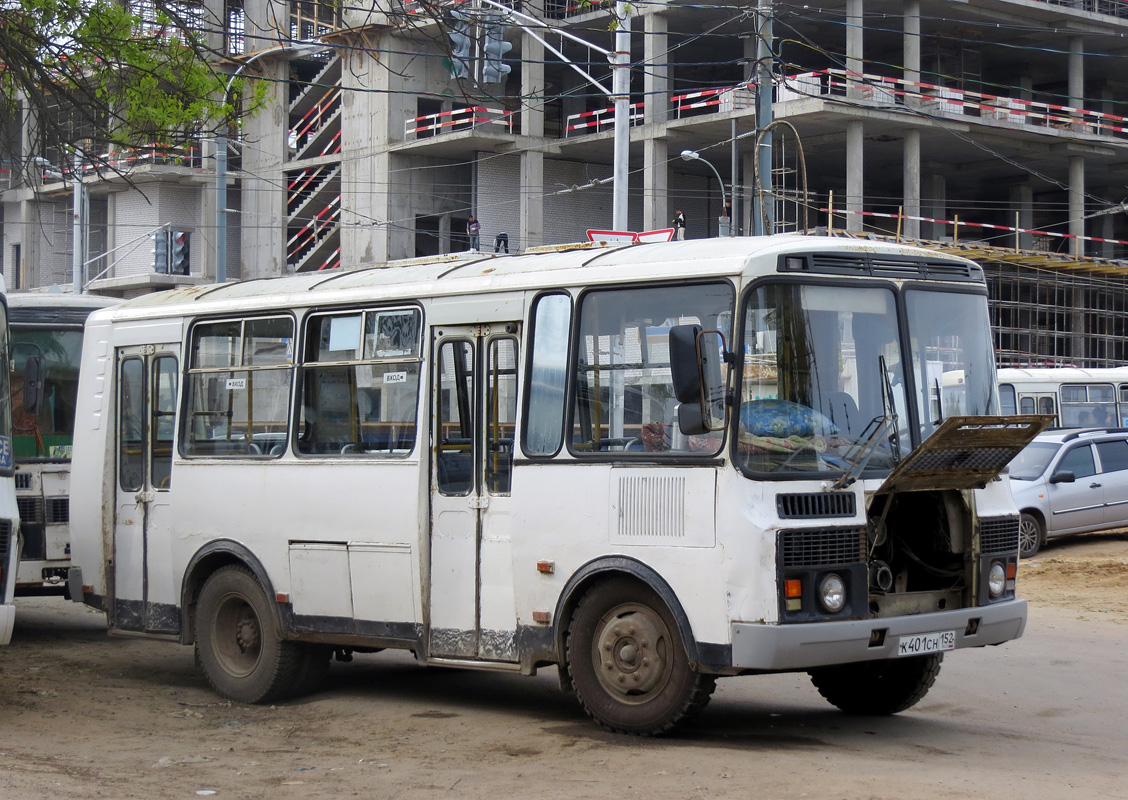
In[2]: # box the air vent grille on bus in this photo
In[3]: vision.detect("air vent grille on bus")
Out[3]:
[781,253,983,283]
[979,516,1020,554]
[777,492,856,519]
[0,519,11,584]
[17,496,43,523]
[15,473,31,490]
[779,527,867,568]
[46,498,69,525]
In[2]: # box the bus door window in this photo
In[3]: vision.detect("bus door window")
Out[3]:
[436,339,474,495]
[486,336,518,494]
[151,356,178,490]
[119,358,145,491]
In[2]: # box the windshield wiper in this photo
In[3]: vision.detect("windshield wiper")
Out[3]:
[832,356,901,489]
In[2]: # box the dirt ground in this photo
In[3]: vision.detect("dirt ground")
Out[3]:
[1,531,1126,800]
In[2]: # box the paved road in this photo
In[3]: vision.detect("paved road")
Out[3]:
[1,595,1125,799]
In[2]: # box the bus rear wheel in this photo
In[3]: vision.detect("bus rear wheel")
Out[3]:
[195,565,303,704]
[808,653,942,715]
[566,578,715,735]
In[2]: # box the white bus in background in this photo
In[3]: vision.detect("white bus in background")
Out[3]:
[69,236,1045,734]
[0,279,22,645]
[998,366,1128,428]
[8,293,119,594]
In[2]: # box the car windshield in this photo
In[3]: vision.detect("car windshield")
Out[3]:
[1008,441,1061,480]
[737,283,908,475]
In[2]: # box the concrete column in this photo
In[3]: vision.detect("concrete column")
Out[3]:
[742,151,756,234]
[847,0,864,99]
[903,129,920,239]
[643,137,668,231]
[644,12,668,125]
[903,0,920,106]
[1100,206,1115,259]
[439,214,451,255]
[239,56,288,277]
[521,35,545,137]
[1070,155,1085,256]
[847,120,864,232]
[1069,37,1084,111]
[521,150,544,250]
[1009,183,1034,250]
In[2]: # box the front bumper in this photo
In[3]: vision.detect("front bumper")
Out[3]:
[731,599,1027,670]
[0,603,14,645]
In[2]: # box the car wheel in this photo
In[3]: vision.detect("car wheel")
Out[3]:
[1018,512,1044,559]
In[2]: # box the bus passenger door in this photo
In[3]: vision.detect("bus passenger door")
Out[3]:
[429,324,520,661]
[112,346,179,634]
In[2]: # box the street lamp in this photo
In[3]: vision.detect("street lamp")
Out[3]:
[215,41,324,283]
[680,149,728,235]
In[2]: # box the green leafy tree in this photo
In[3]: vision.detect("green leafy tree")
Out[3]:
[0,0,248,180]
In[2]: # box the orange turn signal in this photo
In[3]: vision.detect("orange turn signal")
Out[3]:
[1007,562,1017,579]
[784,579,802,598]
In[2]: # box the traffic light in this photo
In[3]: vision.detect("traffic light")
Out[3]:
[481,14,512,84]
[447,11,472,79]
[169,231,190,275]
[153,230,169,273]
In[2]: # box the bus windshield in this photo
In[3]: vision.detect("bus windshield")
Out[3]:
[905,290,997,438]
[0,303,10,451]
[738,283,909,476]
[10,328,84,458]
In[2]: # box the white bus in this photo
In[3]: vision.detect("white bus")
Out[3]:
[8,293,119,594]
[69,236,1045,734]
[998,366,1128,428]
[0,279,22,645]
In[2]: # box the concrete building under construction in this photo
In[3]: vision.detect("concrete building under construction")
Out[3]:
[5,0,1128,365]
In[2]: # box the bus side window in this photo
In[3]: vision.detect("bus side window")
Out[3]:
[999,384,1016,416]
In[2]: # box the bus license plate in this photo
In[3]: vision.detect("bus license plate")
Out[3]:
[897,630,956,656]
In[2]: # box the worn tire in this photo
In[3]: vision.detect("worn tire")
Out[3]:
[809,653,943,715]
[566,578,715,735]
[195,565,304,704]
[292,644,333,697]
[1019,512,1044,559]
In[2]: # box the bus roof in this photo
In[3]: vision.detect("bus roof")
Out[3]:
[91,235,977,323]
[7,292,121,325]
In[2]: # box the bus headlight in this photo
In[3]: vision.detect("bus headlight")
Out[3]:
[987,562,1006,598]
[818,573,846,613]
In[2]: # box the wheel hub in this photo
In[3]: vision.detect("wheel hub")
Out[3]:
[595,610,666,697]
[235,616,259,653]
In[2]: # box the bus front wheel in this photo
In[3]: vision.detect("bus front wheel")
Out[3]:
[195,565,304,704]
[808,653,942,715]
[566,578,715,735]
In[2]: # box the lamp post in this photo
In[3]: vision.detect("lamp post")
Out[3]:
[215,42,323,283]
[680,149,728,235]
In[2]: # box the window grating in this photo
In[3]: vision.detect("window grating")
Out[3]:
[777,492,856,518]
[15,474,31,490]
[17,497,43,523]
[980,515,1020,554]
[47,499,69,525]
[779,527,866,568]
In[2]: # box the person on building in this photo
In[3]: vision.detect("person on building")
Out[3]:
[467,216,481,251]
[673,209,686,240]
[718,202,731,237]
[494,232,509,253]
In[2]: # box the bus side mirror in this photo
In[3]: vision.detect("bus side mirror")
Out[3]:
[669,324,728,435]
[23,356,46,416]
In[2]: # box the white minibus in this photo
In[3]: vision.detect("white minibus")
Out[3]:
[69,235,1044,733]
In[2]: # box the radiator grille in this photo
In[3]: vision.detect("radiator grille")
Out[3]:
[46,498,69,525]
[17,496,43,523]
[777,492,856,519]
[0,519,11,585]
[979,516,1020,554]
[616,475,686,539]
[779,527,867,568]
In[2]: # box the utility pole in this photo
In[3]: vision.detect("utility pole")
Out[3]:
[612,2,631,230]
[754,0,774,235]
[72,147,87,294]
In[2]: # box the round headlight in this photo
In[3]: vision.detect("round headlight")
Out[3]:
[818,573,846,613]
[988,562,1007,598]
